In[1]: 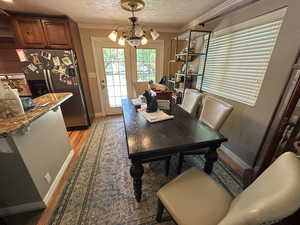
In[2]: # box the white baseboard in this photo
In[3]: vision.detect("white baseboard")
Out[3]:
[220,144,251,169]
[95,112,105,117]
[43,149,74,205]
[0,201,45,217]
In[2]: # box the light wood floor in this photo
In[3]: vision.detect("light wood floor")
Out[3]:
[3,127,91,225]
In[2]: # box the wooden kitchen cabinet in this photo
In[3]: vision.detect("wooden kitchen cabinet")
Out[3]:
[12,16,72,49]
[10,14,95,123]
[0,40,23,74]
[12,17,47,48]
[41,19,72,49]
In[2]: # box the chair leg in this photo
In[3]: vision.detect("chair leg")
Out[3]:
[177,153,184,175]
[156,198,164,222]
[165,157,170,176]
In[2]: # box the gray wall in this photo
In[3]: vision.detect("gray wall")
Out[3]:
[203,0,300,166]
[14,107,72,199]
[0,106,72,215]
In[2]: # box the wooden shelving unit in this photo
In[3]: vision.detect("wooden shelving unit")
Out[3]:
[167,29,211,103]
[175,73,203,77]
[175,52,206,57]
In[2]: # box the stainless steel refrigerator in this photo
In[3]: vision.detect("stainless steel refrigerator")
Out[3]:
[18,49,90,130]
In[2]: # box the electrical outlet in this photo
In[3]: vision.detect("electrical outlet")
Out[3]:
[44,172,52,184]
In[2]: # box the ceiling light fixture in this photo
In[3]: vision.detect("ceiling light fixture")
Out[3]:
[118,34,126,46]
[141,35,148,45]
[2,0,14,3]
[108,0,160,48]
[108,30,118,42]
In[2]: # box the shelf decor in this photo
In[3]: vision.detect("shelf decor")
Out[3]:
[167,29,212,101]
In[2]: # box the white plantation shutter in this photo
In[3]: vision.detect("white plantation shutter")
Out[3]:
[202,19,283,106]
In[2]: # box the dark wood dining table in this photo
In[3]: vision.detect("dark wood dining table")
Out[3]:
[121,98,228,202]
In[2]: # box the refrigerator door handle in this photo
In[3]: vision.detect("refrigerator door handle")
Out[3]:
[47,69,55,92]
[43,69,51,92]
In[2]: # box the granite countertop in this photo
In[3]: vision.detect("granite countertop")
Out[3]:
[0,93,73,136]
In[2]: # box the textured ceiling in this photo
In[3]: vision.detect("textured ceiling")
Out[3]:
[0,0,227,30]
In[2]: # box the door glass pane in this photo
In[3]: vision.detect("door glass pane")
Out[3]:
[136,49,156,82]
[102,48,127,107]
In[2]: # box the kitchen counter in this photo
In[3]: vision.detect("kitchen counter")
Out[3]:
[0,93,72,136]
[0,92,74,216]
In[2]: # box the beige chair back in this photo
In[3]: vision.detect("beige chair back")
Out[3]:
[180,89,203,116]
[218,152,300,225]
[199,95,233,131]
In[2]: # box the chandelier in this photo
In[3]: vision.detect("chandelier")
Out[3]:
[108,0,160,48]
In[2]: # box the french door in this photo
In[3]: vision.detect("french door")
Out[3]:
[92,39,133,115]
[92,38,163,115]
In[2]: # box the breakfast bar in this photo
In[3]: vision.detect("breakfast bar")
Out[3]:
[0,93,73,216]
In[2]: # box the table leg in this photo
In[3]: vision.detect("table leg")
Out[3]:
[204,146,219,174]
[130,159,144,202]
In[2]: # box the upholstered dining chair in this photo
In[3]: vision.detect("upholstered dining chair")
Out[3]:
[141,89,202,176]
[156,151,300,225]
[177,95,233,174]
[179,89,203,117]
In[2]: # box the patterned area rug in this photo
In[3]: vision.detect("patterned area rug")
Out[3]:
[48,117,243,225]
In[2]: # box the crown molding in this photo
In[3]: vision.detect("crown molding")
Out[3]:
[78,23,179,33]
[180,0,256,32]
[78,0,257,34]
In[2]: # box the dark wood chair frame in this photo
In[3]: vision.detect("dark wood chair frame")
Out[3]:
[156,199,178,225]
[177,149,208,174]
[142,156,171,176]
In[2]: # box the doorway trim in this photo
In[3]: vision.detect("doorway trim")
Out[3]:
[91,37,164,116]
[91,36,134,115]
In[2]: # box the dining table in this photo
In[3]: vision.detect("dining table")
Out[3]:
[121,98,228,202]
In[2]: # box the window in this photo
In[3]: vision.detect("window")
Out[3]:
[198,10,285,106]
[102,48,127,107]
[136,49,156,82]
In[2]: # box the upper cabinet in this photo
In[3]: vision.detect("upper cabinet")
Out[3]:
[12,16,72,49]
[41,19,72,49]
[12,17,47,48]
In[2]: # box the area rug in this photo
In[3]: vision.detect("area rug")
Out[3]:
[48,117,243,225]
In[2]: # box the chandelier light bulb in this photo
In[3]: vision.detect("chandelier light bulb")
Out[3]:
[108,30,118,42]
[118,36,126,46]
[150,29,160,40]
[141,36,148,45]
[135,25,144,37]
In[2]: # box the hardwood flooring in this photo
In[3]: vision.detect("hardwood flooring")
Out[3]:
[68,128,91,156]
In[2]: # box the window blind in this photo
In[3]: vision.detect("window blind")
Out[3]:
[201,19,283,106]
